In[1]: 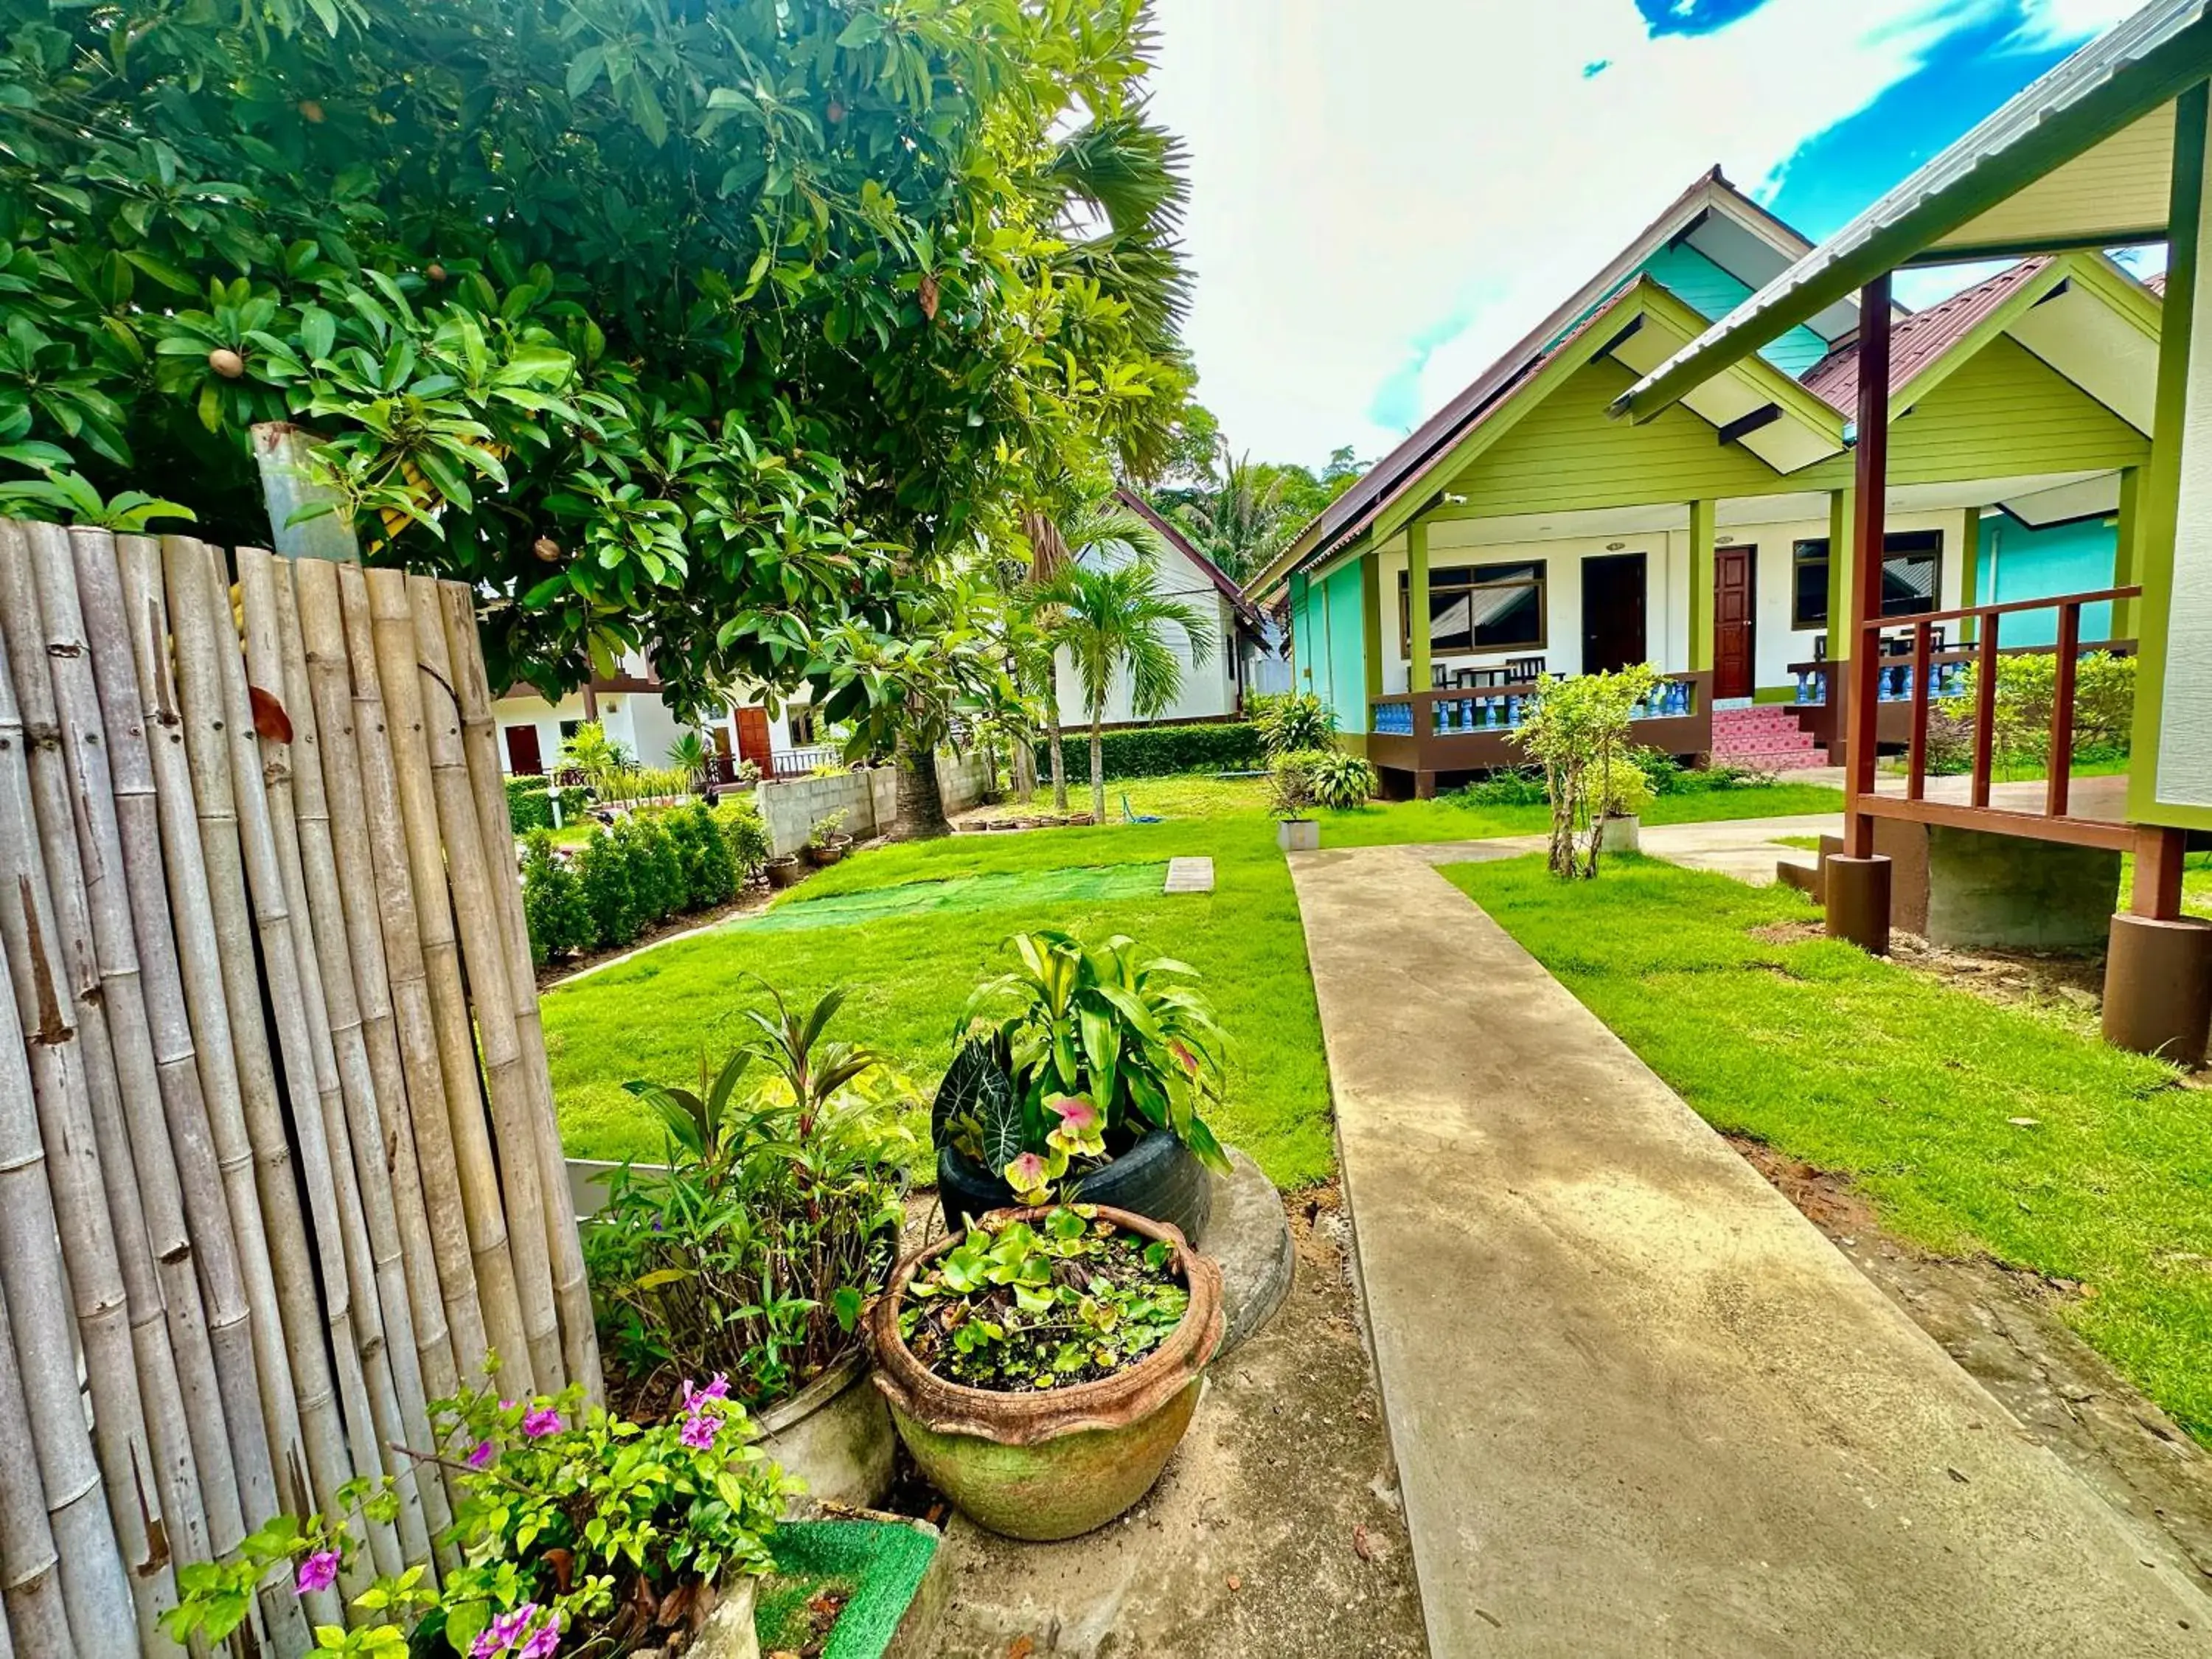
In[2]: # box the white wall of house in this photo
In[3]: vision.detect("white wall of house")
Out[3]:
[493,685,796,776]
[1052,535,1242,726]
[1362,506,1971,695]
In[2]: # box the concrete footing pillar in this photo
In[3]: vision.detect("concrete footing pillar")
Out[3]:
[1826,855,1892,956]
[2104,913,2212,1067]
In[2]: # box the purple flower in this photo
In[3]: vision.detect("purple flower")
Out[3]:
[679,1410,719,1450]
[680,1373,730,1407]
[520,1611,561,1659]
[294,1549,338,1596]
[467,1438,497,1469]
[473,1604,560,1659]
[521,1406,563,1439]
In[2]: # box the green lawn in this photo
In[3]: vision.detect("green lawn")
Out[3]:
[1445,855,2212,1441]
[542,768,1843,1194]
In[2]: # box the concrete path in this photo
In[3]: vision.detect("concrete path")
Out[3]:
[1290,843,2209,1658]
[1397,813,1843,891]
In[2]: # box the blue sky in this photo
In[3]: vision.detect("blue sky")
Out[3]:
[1148,0,2144,468]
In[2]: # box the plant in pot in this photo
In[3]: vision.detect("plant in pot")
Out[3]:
[1512,662,1663,880]
[591,984,917,1509]
[765,848,805,889]
[1267,750,1322,852]
[807,807,855,866]
[866,1203,1223,1540]
[932,929,1231,1244]
[1598,754,1652,854]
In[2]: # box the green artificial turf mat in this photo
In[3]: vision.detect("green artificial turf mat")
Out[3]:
[750,863,1168,932]
[757,1520,939,1658]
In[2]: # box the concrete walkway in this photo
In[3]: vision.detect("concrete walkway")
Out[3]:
[1290,844,2208,1657]
[1397,813,1843,890]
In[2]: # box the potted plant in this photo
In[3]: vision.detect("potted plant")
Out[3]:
[593,986,914,1511]
[1268,751,1321,852]
[866,1205,1223,1540]
[1598,754,1652,854]
[931,930,1231,1244]
[765,849,805,889]
[807,807,854,866]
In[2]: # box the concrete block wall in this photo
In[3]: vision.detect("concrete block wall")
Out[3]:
[757,751,987,857]
[936,748,991,813]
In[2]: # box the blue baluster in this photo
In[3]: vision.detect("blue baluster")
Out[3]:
[1794,670,1809,705]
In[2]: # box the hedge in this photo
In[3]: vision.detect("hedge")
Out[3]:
[1082,720,1266,781]
[506,776,591,834]
[522,796,770,966]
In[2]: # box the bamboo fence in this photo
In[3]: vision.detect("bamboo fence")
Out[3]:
[0,523,598,1658]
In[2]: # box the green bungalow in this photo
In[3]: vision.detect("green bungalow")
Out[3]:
[1254,171,2163,798]
[1613,0,2212,1063]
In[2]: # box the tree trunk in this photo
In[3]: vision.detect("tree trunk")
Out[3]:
[895,734,950,840]
[1046,702,1068,815]
[1090,714,1107,826]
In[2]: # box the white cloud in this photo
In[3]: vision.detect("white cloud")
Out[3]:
[1147,0,2124,468]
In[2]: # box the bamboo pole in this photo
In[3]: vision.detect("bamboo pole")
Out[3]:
[406,575,563,1391]
[95,533,308,1658]
[258,552,448,1562]
[26,524,234,1586]
[326,563,491,1388]
[213,543,405,1585]
[159,533,359,1622]
[360,567,535,1394]
[0,522,182,1654]
[116,538,310,1516]
[437,582,600,1401]
[0,948,132,1657]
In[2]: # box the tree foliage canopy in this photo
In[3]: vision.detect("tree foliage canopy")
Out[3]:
[0,0,1190,709]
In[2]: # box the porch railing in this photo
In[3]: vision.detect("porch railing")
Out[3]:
[1846,585,2138,827]
[772,743,843,777]
[1373,672,1700,738]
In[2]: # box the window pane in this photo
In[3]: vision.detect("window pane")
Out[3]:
[1792,540,1828,628]
[1879,553,1938,616]
[1429,588,1475,652]
[1472,582,1541,650]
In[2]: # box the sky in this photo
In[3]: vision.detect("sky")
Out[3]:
[1146,0,2150,470]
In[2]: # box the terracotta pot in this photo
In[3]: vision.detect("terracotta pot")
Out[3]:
[807,834,852,866]
[765,855,804,889]
[866,1206,1223,1541]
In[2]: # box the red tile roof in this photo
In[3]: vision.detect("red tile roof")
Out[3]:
[1799,258,2049,411]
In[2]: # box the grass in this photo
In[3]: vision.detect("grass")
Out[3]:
[542,766,1841,1192]
[543,804,1337,1189]
[1444,854,2212,1441]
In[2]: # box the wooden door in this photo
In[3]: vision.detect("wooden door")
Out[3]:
[1580,552,1648,675]
[1714,547,1756,700]
[504,723,543,776]
[734,706,773,771]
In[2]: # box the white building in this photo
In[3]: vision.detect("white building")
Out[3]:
[493,647,826,780]
[1050,489,1277,729]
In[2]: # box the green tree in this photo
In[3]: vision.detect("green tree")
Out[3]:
[1035,506,1212,823]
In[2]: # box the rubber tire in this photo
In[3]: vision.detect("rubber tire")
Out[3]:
[938,1130,1214,1246]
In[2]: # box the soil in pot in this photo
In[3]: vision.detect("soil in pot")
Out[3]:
[868,1206,1223,1541]
[937,1127,1211,1245]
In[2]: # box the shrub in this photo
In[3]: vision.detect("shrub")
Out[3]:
[575,827,644,950]
[1514,664,1663,880]
[519,830,591,967]
[666,802,738,910]
[1267,750,1322,819]
[1305,748,1377,810]
[506,776,554,834]
[1600,758,1653,818]
[1450,767,1549,807]
[715,797,772,877]
[1965,650,2136,766]
[1091,720,1266,780]
[1257,691,1335,758]
[594,985,914,1406]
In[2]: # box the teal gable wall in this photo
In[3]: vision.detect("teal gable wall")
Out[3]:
[1977,513,2118,646]
[1324,562,1367,734]
[1636,246,1833,377]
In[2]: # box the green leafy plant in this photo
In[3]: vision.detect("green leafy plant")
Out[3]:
[899,1207,1190,1391]
[0,468,195,531]
[937,930,1230,1206]
[1304,748,1377,810]
[557,722,631,792]
[1450,767,1549,807]
[1599,757,1653,819]
[1256,691,1335,758]
[714,797,771,877]
[1091,720,1266,779]
[1512,664,1663,880]
[1265,750,1321,821]
[1966,650,2136,767]
[808,807,851,849]
[521,830,591,967]
[164,1384,789,1659]
[593,986,914,1408]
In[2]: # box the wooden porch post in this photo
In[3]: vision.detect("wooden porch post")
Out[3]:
[1408,520,1432,695]
[1361,549,1383,713]
[1844,273,1893,861]
[1823,486,1854,761]
[1686,499,1716,672]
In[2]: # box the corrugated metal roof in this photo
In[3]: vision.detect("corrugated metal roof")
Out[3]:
[1800,258,2049,410]
[1615,0,2212,421]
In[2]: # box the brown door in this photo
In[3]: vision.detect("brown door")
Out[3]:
[504,723,543,776]
[1714,546,1756,700]
[1580,552,1648,675]
[734,706,773,771]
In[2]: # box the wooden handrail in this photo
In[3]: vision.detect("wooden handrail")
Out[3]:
[1853,584,2139,633]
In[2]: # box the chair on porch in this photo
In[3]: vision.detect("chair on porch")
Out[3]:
[1506,655,1546,684]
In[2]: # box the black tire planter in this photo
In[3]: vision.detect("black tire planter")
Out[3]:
[936,1130,1212,1245]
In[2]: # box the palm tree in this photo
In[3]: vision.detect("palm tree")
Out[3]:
[666,729,712,790]
[1036,508,1213,823]
[1180,448,1293,582]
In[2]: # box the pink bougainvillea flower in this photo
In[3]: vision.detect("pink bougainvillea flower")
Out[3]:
[293,1550,338,1596]
[521,1406,563,1439]
[473,1603,557,1659]
[467,1439,497,1470]
[1045,1095,1099,1132]
[681,1373,731,1408]
[518,1608,562,1659]
[679,1410,719,1450]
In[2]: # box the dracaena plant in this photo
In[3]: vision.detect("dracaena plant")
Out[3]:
[934,931,1230,1206]
[592,984,914,1409]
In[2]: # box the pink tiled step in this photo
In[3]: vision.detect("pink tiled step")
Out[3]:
[1709,706,1826,771]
